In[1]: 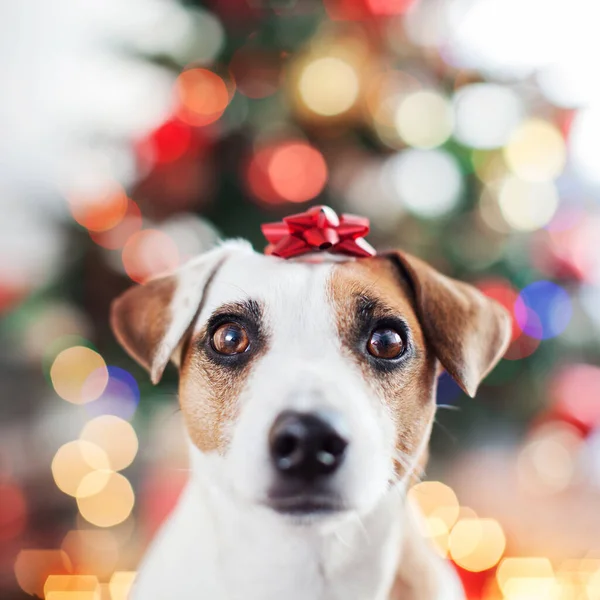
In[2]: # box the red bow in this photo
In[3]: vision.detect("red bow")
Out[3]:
[261,205,376,259]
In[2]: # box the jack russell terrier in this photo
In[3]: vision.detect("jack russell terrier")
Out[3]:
[110,206,511,600]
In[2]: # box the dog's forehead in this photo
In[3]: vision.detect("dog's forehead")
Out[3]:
[195,251,337,327]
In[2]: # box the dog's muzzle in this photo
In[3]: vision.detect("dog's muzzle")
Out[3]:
[267,410,349,515]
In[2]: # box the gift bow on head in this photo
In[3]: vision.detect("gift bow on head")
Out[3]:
[261,205,376,259]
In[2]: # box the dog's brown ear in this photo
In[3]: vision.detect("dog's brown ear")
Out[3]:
[388,251,511,397]
[110,241,250,384]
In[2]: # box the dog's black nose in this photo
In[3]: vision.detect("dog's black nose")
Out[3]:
[269,411,348,480]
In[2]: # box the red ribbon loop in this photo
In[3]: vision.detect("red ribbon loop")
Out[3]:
[261,205,376,259]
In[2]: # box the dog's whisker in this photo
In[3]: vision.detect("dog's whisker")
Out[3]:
[436,404,461,412]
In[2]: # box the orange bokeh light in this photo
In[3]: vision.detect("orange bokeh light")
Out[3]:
[89,199,142,250]
[122,229,180,284]
[176,68,230,127]
[68,185,129,233]
[14,550,72,597]
[247,141,328,205]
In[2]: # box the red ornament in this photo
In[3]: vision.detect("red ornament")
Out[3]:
[261,205,376,259]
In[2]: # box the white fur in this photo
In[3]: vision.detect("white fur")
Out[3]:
[132,246,465,600]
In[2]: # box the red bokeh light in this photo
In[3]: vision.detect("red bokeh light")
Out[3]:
[247,141,328,205]
[0,482,26,541]
[138,119,193,165]
[68,186,129,233]
[176,69,230,127]
[476,278,521,342]
[503,333,540,361]
[89,199,143,250]
[550,364,600,433]
[325,0,416,19]
[122,229,180,284]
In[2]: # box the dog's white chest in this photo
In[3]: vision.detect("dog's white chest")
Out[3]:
[132,482,403,600]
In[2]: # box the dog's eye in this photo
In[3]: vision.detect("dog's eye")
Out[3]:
[211,323,250,355]
[367,327,404,360]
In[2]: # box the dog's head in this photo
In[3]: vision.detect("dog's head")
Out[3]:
[111,240,510,519]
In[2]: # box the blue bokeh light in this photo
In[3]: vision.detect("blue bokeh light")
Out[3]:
[515,280,572,340]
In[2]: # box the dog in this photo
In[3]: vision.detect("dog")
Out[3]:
[111,231,511,600]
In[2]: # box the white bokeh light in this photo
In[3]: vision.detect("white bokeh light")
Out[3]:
[570,107,600,185]
[453,84,523,149]
[385,149,463,218]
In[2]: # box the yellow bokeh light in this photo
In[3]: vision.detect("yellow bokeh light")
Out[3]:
[44,575,100,600]
[497,557,555,598]
[449,518,506,572]
[423,516,450,557]
[588,568,600,599]
[61,529,119,580]
[503,119,566,182]
[498,176,559,231]
[51,441,110,498]
[80,415,138,472]
[395,91,453,149]
[408,481,460,529]
[109,572,137,600]
[298,57,359,117]
[50,346,108,404]
[77,471,134,528]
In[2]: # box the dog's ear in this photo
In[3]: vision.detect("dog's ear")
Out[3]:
[387,251,511,397]
[110,241,250,384]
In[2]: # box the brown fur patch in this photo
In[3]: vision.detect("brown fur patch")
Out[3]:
[329,258,438,479]
[178,304,267,454]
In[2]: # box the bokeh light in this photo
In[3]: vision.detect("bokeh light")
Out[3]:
[247,141,328,205]
[386,149,463,218]
[109,572,137,600]
[51,440,110,497]
[569,107,600,185]
[496,557,555,598]
[298,57,360,117]
[551,364,600,432]
[44,575,100,599]
[0,481,26,541]
[122,229,180,283]
[89,198,143,250]
[498,177,559,231]
[85,366,140,421]
[503,120,566,182]
[514,281,573,340]
[14,550,72,598]
[449,518,506,572]
[453,83,523,149]
[50,347,108,405]
[409,481,460,529]
[176,68,230,126]
[80,415,138,471]
[517,422,582,495]
[77,471,135,528]
[394,90,453,149]
[68,185,129,233]
[61,529,119,580]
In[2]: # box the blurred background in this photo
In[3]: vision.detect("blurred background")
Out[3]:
[1,0,600,598]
